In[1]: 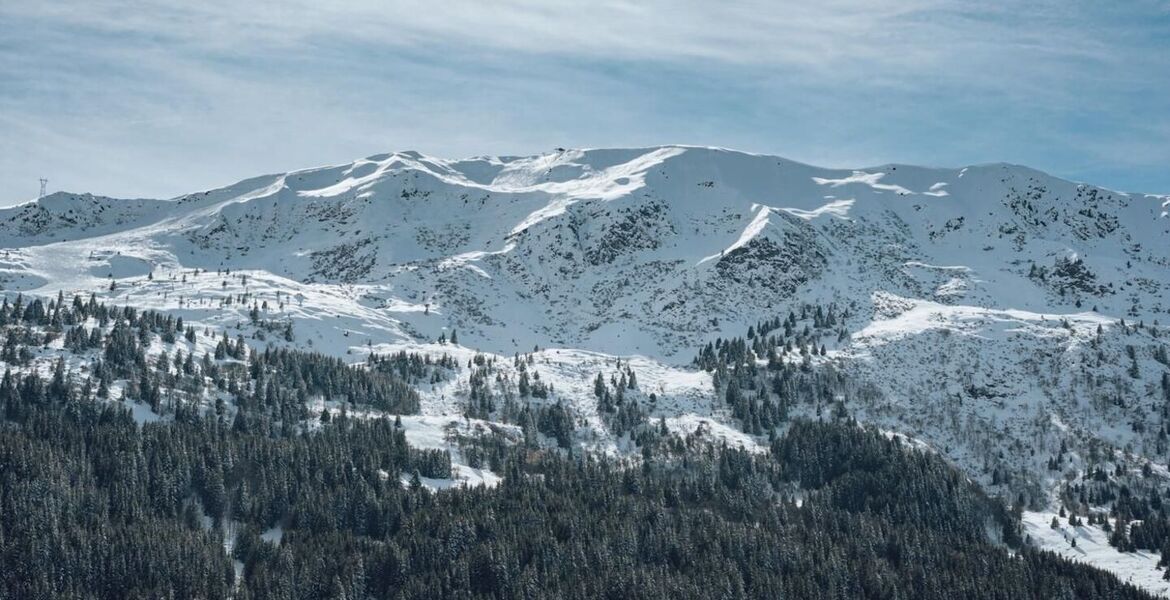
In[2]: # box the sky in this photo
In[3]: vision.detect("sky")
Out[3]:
[1,1,1168,205]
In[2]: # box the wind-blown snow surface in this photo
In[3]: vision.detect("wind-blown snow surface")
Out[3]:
[2,146,1169,592]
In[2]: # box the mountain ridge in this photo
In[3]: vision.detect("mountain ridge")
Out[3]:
[26,145,1170,208]
[1,145,1167,360]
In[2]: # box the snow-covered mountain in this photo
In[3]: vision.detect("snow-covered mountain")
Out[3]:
[4,146,1166,354]
[2,145,1170,591]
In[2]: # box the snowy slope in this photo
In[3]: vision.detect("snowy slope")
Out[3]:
[2,147,1166,358]
[1024,510,1170,596]
[1,146,1169,591]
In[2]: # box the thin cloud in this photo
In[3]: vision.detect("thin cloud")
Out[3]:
[1,1,1168,202]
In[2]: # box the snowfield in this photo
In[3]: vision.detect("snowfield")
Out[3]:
[1025,511,1170,596]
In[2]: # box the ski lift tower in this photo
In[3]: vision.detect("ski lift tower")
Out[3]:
[39,178,48,198]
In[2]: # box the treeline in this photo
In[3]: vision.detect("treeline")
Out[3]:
[693,304,849,372]
[1062,468,1170,578]
[367,350,456,386]
[0,292,423,421]
[592,363,650,441]
[250,348,420,415]
[458,352,582,449]
[694,305,880,437]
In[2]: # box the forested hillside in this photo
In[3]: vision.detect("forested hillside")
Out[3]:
[1,380,1154,599]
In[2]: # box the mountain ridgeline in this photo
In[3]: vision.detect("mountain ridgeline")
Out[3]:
[1,146,1165,357]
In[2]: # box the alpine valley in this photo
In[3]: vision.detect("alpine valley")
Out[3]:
[2,145,1169,598]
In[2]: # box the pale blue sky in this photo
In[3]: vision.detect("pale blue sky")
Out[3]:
[2,1,1168,204]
